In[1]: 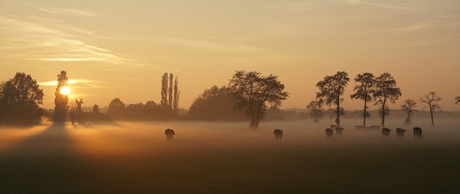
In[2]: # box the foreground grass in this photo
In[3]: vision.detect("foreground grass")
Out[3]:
[0,122,459,194]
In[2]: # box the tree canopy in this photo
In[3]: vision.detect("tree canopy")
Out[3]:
[400,99,417,125]
[373,72,401,127]
[316,71,349,126]
[420,91,442,126]
[229,70,289,128]
[0,72,44,124]
[350,72,375,126]
[188,85,245,121]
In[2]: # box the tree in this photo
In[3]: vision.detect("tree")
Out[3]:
[54,70,69,123]
[161,73,168,106]
[315,71,349,126]
[350,72,375,126]
[420,91,442,126]
[229,70,289,128]
[173,76,180,115]
[0,72,44,124]
[400,99,417,125]
[160,72,180,117]
[168,73,173,109]
[373,72,401,127]
[188,85,245,121]
[107,98,126,119]
[306,100,323,123]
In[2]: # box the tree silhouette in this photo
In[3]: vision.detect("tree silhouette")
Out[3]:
[0,72,44,124]
[161,73,168,107]
[189,85,245,121]
[54,70,69,123]
[229,70,289,128]
[107,98,126,119]
[160,73,180,117]
[373,72,401,127]
[315,71,349,127]
[306,100,323,123]
[400,99,417,125]
[168,73,173,109]
[420,91,442,126]
[350,72,375,126]
[173,76,180,115]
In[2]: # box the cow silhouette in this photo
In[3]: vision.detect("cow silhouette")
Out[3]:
[382,128,391,137]
[325,128,333,138]
[274,129,283,141]
[165,128,175,140]
[413,127,423,139]
[335,127,344,136]
[396,128,406,138]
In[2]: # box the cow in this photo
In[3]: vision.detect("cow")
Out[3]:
[325,128,334,138]
[413,127,423,138]
[165,128,175,140]
[396,128,406,138]
[382,128,391,137]
[274,129,283,141]
[335,127,344,136]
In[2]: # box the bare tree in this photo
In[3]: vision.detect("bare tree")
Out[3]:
[373,72,401,127]
[306,100,323,123]
[316,71,349,127]
[350,72,375,127]
[400,99,417,125]
[420,91,442,126]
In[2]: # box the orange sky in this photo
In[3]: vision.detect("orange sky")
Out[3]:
[1,0,459,111]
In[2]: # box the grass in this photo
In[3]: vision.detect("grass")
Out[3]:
[0,120,459,194]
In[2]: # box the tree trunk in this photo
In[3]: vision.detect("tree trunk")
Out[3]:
[430,108,434,126]
[363,100,367,127]
[336,97,340,127]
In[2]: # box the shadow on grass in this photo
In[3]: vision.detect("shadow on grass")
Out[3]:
[0,123,98,193]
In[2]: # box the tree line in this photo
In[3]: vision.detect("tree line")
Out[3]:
[1,70,459,127]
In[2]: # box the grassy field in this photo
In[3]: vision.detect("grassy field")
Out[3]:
[0,119,459,194]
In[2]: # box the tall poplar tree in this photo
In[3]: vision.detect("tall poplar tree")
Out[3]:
[54,70,69,123]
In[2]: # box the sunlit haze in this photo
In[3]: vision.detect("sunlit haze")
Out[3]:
[1,0,459,111]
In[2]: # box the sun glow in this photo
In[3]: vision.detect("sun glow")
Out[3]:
[60,86,71,95]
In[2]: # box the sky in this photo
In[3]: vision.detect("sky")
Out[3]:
[1,0,460,111]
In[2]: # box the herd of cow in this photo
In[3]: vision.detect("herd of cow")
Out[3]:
[164,126,423,141]
[381,127,423,138]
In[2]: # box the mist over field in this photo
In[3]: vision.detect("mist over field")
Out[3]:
[1,119,459,193]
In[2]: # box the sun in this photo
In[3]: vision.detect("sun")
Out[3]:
[60,86,71,95]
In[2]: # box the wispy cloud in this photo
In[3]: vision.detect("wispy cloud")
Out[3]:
[0,16,134,64]
[346,0,433,13]
[39,79,106,88]
[38,7,104,17]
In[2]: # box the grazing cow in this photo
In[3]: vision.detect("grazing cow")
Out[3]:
[325,128,334,138]
[382,128,391,137]
[165,128,175,140]
[396,128,406,138]
[413,127,423,138]
[335,127,344,136]
[274,129,283,141]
